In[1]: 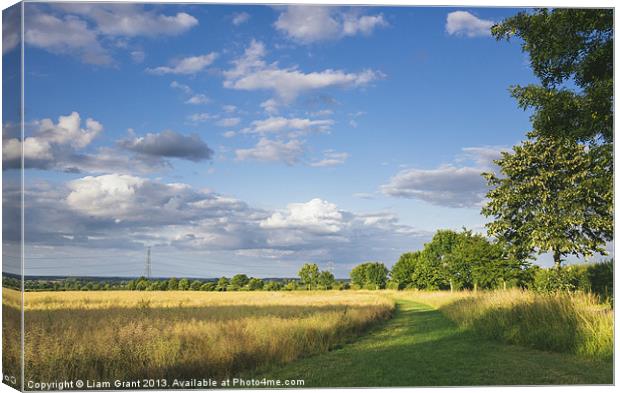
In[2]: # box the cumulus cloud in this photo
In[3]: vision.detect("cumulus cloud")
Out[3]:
[25,4,199,65]
[2,112,103,169]
[381,146,507,208]
[310,151,349,167]
[223,39,383,103]
[232,12,250,26]
[117,130,213,162]
[261,198,345,234]
[235,138,304,165]
[10,176,429,276]
[446,11,494,37]
[274,6,388,44]
[146,52,218,75]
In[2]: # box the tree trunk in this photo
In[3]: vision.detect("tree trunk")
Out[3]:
[449,279,454,292]
[553,249,562,269]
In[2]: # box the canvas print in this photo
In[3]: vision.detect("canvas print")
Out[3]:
[1,1,614,391]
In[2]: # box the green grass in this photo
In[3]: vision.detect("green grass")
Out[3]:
[254,298,613,386]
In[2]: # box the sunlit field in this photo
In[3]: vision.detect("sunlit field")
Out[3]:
[9,290,394,382]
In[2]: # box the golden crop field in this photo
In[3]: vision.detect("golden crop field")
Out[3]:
[2,289,394,383]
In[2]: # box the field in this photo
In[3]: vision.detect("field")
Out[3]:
[2,288,614,388]
[6,290,393,383]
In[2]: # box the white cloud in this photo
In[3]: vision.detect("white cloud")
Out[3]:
[222,105,238,113]
[185,94,210,105]
[130,50,145,63]
[275,6,388,44]
[3,112,104,169]
[445,11,494,38]
[223,39,383,103]
[261,198,344,234]
[222,131,237,138]
[57,3,199,37]
[310,151,349,167]
[380,146,506,208]
[216,117,241,127]
[2,6,20,55]
[187,113,213,123]
[235,138,304,165]
[170,80,192,94]
[147,52,218,75]
[25,10,113,65]
[232,12,250,26]
[260,99,280,115]
[245,116,333,135]
[25,4,199,65]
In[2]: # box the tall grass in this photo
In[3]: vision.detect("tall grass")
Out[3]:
[399,289,613,359]
[11,290,394,382]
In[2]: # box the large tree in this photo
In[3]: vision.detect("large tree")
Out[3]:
[482,133,612,267]
[492,9,613,143]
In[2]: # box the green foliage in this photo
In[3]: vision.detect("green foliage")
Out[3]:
[230,274,250,289]
[492,9,613,143]
[216,277,229,291]
[167,277,178,290]
[532,260,613,300]
[390,252,422,289]
[393,229,528,291]
[318,270,336,290]
[264,281,283,291]
[247,278,264,291]
[483,134,613,267]
[350,262,388,290]
[190,280,202,291]
[298,263,320,289]
[178,278,190,291]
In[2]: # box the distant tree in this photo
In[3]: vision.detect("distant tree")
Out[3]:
[178,278,190,291]
[190,280,202,291]
[298,263,320,290]
[492,9,613,144]
[200,282,217,291]
[167,277,179,291]
[317,270,336,290]
[283,280,298,291]
[216,277,230,291]
[230,274,250,290]
[264,281,283,291]
[247,278,264,291]
[483,133,612,268]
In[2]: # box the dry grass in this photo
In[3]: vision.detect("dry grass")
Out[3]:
[397,289,613,358]
[2,289,22,389]
[5,290,394,382]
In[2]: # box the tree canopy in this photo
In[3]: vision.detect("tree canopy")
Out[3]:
[482,133,612,267]
[492,9,613,143]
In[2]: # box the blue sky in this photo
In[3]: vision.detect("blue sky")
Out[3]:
[5,3,593,278]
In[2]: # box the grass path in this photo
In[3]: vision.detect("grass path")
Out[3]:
[255,298,613,386]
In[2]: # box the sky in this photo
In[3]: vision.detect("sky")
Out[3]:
[3,3,605,278]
